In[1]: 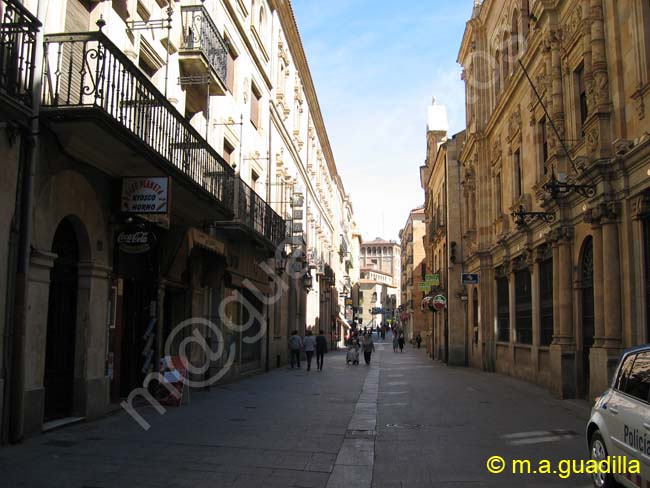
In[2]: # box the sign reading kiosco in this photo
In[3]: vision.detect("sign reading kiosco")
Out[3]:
[121,177,169,214]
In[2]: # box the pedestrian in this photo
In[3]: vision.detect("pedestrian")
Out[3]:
[392,332,399,353]
[416,333,422,349]
[316,329,327,371]
[288,330,303,369]
[398,331,405,353]
[362,333,375,365]
[303,329,316,371]
[346,338,360,365]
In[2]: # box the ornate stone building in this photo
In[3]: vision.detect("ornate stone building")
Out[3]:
[399,208,427,341]
[457,0,650,399]
[0,0,357,442]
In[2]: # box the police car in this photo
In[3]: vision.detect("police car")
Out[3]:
[586,345,650,487]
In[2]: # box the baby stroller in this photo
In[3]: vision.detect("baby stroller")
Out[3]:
[346,342,360,365]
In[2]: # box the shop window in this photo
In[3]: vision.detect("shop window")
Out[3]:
[472,288,479,345]
[496,277,510,342]
[515,269,532,344]
[539,257,553,346]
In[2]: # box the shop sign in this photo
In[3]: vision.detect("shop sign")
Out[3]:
[117,230,155,254]
[432,294,447,311]
[425,274,440,286]
[462,273,480,285]
[121,177,169,214]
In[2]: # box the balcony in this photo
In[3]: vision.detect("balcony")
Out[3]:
[213,174,286,250]
[179,4,227,112]
[0,0,40,123]
[41,31,233,219]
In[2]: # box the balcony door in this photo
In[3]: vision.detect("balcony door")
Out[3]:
[580,237,595,398]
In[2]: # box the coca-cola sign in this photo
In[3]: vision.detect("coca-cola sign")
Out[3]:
[117,231,155,254]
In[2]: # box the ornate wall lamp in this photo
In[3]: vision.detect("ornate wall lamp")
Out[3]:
[542,170,596,199]
[511,205,555,230]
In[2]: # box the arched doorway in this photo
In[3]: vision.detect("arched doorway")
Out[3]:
[44,218,79,420]
[580,236,595,398]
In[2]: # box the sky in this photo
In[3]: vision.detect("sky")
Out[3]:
[292,0,474,243]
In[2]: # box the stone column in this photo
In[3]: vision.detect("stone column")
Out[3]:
[22,249,56,436]
[76,261,111,419]
[550,227,576,398]
[601,204,622,348]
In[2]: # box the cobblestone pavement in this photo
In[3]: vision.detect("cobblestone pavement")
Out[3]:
[0,335,592,487]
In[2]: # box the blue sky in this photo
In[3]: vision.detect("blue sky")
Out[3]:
[292,0,473,242]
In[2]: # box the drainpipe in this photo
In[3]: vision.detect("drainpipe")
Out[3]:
[8,0,44,443]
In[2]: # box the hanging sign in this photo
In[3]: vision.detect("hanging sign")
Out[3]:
[462,273,480,285]
[432,294,447,311]
[117,230,155,254]
[121,177,169,214]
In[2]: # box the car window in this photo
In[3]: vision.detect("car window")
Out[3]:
[614,354,636,392]
[622,352,650,403]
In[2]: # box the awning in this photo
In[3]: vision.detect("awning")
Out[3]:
[228,272,273,295]
[336,312,351,329]
[188,228,227,257]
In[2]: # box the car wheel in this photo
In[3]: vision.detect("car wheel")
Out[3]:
[589,431,616,488]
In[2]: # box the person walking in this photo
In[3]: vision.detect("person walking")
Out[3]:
[303,329,316,371]
[288,330,303,369]
[415,333,422,349]
[392,332,399,353]
[398,331,405,353]
[315,329,327,371]
[362,333,375,365]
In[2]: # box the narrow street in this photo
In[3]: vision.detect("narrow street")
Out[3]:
[0,334,590,488]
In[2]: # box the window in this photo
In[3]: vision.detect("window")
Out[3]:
[513,149,522,199]
[223,139,235,165]
[538,117,548,175]
[539,257,553,346]
[622,352,650,402]
[494,172,502,219]
[615,354,635,392]
[511,11,519,62]
[251,170,260,193]
[497,277,510,342]
[502,32,510,79]
[494,50,502,97]
[225,36,237,93]
[515,269,532,344]
[250,82,261,128]
[575,63,587,137]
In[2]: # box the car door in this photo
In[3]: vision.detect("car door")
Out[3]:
[615,352,650,483]
[605,353,636,460]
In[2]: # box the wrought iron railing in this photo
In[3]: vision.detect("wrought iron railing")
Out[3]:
[41,31,233,209]
[180,5,227,85]
[236,177,286,247]
[0,0,40,113]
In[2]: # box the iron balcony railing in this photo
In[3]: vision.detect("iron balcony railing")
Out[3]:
[180,5,227,84]
[0,0,40,114]
[212,174,286,247]
[41,31,233,209]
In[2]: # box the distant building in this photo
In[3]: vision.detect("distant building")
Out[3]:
[399,208,427,341]
[358,238,401,328]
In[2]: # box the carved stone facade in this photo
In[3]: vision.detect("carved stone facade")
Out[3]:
[454,0,650,400]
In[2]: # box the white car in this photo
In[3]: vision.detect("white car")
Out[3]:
[587,345,650,487]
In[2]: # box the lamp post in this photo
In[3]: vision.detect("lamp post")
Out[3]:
[511,205,556,230]
[542,170,596,199]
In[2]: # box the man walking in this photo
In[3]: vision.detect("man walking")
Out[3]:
[415,333,422,349]
[315,329,327,371]
[362,333,375,365]
[303,329,316,371]
[288,330,303,369]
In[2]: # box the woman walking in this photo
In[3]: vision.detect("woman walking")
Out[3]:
[362,333,375,365]
[303,329,316,371]
[398,331,405,353]
[392,332,399,353]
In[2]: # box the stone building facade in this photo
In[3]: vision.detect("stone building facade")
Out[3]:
[457,0,650,399]
[0,0,357,442]
[399,208,427,341]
